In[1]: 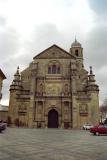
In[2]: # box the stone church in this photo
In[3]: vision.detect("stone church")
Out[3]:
[8,39,100,128]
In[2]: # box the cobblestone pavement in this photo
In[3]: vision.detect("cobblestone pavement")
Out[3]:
[0,128,107,160]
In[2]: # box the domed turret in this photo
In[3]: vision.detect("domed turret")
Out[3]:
[71,38,81,48]
[69,38,83,69]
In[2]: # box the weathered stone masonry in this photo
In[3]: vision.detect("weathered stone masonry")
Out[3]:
[8,39,100,128]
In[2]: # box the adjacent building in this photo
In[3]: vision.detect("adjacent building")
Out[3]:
[0,105,8,121]
[0,69,7,121]
[8,40,100,128]
[0,69,6,101]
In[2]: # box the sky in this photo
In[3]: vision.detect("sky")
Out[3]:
[0,0,107,105]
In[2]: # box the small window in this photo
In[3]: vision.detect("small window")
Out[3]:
[57,66,60,74]
[48,61,61,74]
[75,50,79,56]
[52,65,56,74]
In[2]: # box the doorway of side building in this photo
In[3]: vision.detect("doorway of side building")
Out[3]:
[48,109,58,128]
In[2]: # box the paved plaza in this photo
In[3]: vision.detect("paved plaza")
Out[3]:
[0,128,107,160]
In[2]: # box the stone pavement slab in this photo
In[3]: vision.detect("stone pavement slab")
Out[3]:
[0,128,107,160]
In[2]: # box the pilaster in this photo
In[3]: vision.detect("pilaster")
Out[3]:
[28,62,38,127]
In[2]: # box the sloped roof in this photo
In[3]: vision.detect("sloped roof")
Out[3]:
[33,44,76,59]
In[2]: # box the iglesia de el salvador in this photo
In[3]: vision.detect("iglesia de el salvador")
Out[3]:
[8,39,100,128]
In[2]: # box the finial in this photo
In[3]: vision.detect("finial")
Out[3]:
[17,66,19,74]
[90,66,93,74]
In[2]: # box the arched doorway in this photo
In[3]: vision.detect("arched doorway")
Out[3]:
[48,109,58,128]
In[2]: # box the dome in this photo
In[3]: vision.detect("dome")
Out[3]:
[71,38,81,48]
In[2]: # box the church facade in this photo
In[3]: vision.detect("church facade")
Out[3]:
[8,40,100,128]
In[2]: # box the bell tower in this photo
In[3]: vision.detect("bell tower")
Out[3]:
[70,38,83,69]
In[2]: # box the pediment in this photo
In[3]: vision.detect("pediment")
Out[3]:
[33,44,75,59]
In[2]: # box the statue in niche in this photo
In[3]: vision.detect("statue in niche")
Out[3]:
[38,107,42,114]
[38,104,42,120]
[64,105,69,113]
[79,104,88,115]
[38,83,44,95]
[64,84,69,95]
[38,101,43,114]
[64,107,69,120]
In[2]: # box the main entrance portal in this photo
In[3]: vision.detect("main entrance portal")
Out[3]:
[48,109,58,128]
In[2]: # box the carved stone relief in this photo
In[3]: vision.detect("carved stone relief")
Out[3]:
[79,104,88,116]
[64,84,69,95]
[46,84,61,96]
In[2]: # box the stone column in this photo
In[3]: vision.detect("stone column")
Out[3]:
[45,115,48,128]
[69,101,72,128]
[28,62,38,128]
[70,61,78,128]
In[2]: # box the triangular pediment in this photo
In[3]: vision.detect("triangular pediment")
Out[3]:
[33,44,75,59]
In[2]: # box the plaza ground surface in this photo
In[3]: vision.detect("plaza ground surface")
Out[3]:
[0,128,107,160]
